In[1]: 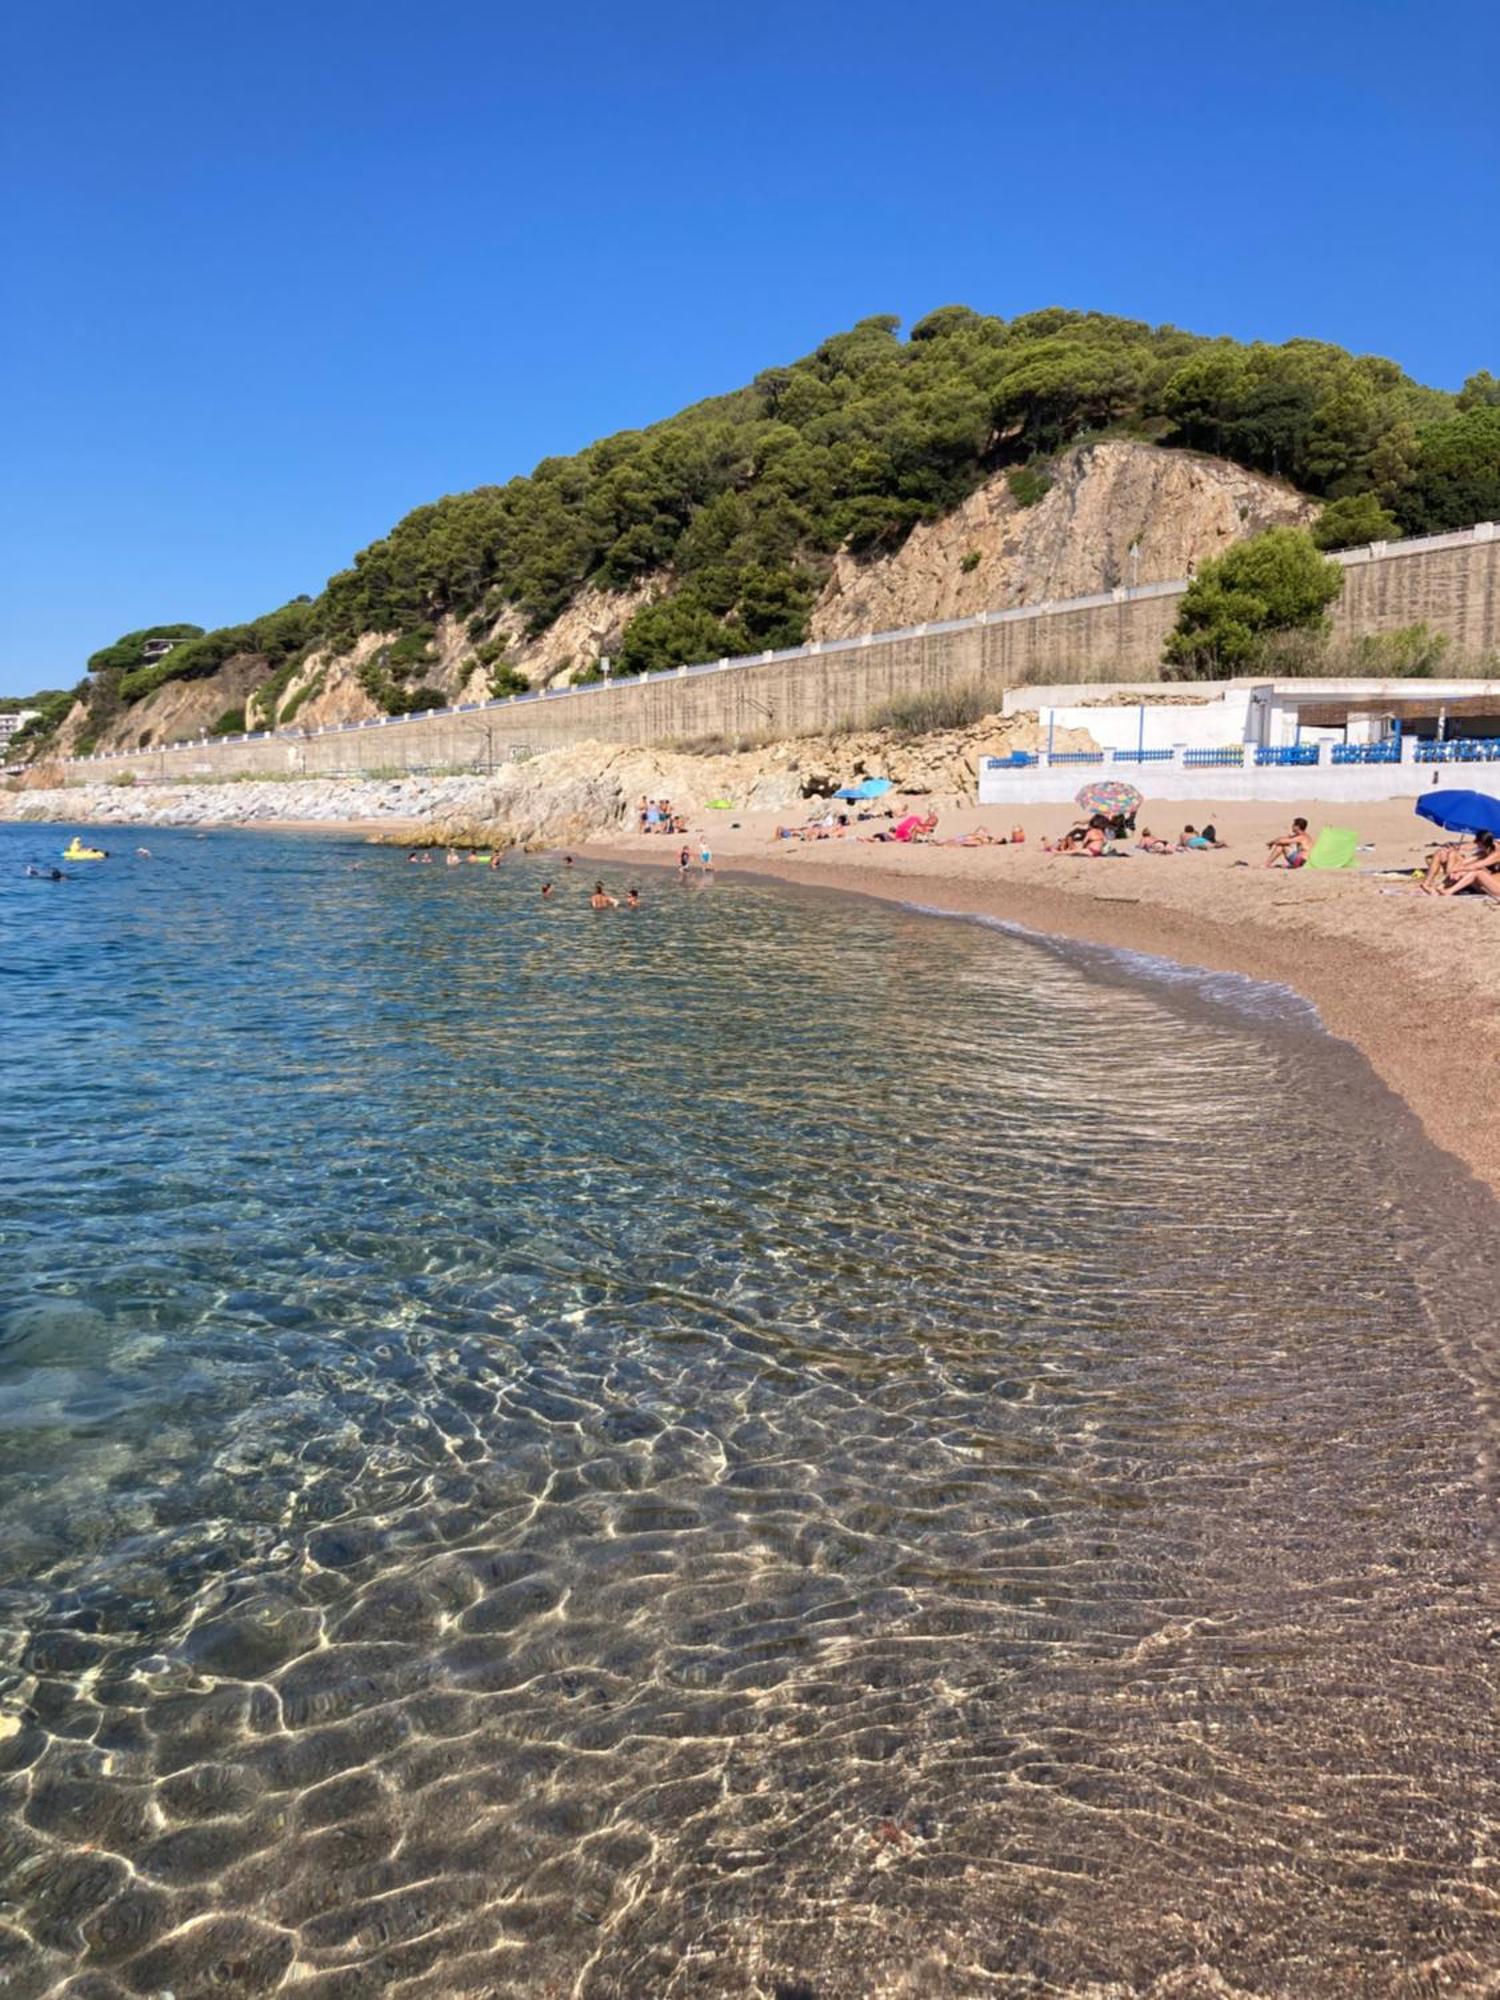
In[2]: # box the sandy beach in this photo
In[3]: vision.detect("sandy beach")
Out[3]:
[589,793,1500,1199]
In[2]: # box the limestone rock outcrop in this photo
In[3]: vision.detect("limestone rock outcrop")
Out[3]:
[811,440,1314,640]
[68,654,274,756]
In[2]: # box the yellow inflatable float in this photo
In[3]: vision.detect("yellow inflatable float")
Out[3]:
[63,840,108,861]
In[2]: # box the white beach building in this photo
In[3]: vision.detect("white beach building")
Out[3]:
[979,678,1500,805]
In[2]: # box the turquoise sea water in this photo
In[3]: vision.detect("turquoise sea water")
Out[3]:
[0,823,1495,1998]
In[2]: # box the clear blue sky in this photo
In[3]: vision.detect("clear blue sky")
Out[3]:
[2,0,1496,695]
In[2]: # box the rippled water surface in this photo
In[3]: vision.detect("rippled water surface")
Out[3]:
[1,823,1496,1999]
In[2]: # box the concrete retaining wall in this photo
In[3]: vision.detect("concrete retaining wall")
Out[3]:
[59,523,1500,786]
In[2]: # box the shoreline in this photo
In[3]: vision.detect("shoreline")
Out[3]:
[8,784,1497,1197]
[583,822,1500,1201]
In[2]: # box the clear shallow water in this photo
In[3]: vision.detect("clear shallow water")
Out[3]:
[0,823,1496,1999]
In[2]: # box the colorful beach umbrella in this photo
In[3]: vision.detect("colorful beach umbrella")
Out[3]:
[1074,779,1143,817]
[1414,788,1500,837]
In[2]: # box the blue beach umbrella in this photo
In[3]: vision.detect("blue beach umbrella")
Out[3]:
[1414,789,1500,837]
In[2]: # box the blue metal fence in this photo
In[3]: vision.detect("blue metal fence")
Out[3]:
[1411,739,1500,763]
[1047,751,1106,765]
[1331,742,1403,765]
[1111,748,1175,764]
[1181,747,1246,768]
[1255,744,1322,767]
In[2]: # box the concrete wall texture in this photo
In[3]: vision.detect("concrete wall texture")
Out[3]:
[61,523,1499,786]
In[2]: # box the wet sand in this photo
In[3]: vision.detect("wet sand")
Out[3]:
[587,795,1500,1199]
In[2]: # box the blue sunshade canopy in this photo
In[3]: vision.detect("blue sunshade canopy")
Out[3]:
[1415,789,1500,836]
[834,777,894,800]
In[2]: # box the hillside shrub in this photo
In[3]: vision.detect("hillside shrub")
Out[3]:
[280,672,326,724]
[1312,493,1400,549]
[1006,465,1053,508]
[869,682,1001,737]
[1162,529,1344,680]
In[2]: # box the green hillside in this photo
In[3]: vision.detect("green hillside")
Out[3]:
[37,310,1500,751]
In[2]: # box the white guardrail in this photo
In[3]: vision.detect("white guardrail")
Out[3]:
[64,520,1499,769]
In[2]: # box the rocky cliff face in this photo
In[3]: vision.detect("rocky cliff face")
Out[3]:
[810,440,1314,640]
[250,577,665,732]
[59,653,272,756]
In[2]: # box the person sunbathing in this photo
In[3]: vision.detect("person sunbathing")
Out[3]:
[864,810,937,844]
[1421,831,1494,893]
[1047,824,1106,857]
[1265,817,1311,868]
[942,826,1006,847]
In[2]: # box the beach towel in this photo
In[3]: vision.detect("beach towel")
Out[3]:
[1308,827,1359,870]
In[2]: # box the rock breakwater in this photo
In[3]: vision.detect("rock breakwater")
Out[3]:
[5,707,1080,847]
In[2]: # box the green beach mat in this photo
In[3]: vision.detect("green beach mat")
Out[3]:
[1308,826,1359,870]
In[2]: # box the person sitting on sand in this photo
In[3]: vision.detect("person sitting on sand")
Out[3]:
[1179,825,1212,850]
[1421,831,1494,893]
[1265,817,1311,868]
[1199,823,1226,847]
[590,882,618,908]
[1047,816,1106,855]
[1437,836,1500,897]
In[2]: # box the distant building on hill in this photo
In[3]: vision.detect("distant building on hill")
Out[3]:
[0,709,40,745]
[141,638,179,662]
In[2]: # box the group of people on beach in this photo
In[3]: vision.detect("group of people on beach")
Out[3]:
[638,798,688,835]
[774,807,939,844]
[1041,809,1227,856]
[1419,829,1500,897]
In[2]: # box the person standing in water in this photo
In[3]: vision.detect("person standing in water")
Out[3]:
[540,881,554,899]
[698,839,713,875]
[590,881,618,909]
[678,845,691,878]
[626,887,641,909]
